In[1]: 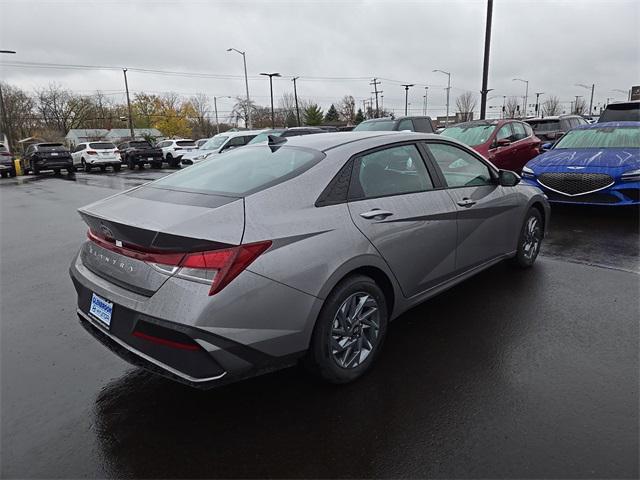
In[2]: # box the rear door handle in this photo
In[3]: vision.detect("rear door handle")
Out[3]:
[360,209,394,220]
[457,198,477,207]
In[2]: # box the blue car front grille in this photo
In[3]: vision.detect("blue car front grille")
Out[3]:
[538,172,614,196]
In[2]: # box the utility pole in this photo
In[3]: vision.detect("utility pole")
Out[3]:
[260,72,281,128]
[574,95,583,114]
[479,0,493,119]
[502,95,506,119]
[370,78,382,117]
[534,92,544,117]
[226,48,252,128]
[122,68,135,139]
[401,84,414,116]
[381,95,384,113]
[291,76,301,126]
[423,86,429,115]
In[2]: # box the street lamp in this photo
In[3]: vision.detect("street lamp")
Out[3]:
[433,70,451,125]
[576,83,595,115]
[0,49,17,151]
[512,78,529,118]
[401,84,414,116]
[260,72,281,128]
[213,96,232,134]
[227,48,252,129]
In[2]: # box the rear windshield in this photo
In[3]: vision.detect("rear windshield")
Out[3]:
[177,140,196,147]
[130,141,152,148]
[0,144,7,152]
[354,120,396,131]
[599,103,640,122]
[528,120,561,132]
[151,145,323,196]
[38,143,66,151]
[442,124,496,145]
[554,126,640,149]
[89,142,116,150]
[201,136,228,150]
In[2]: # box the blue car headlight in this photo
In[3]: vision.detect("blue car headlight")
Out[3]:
[521,166,535,179]
[621,168,640,182]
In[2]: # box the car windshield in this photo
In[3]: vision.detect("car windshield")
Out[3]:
[353,120,396,131]
[89,142,116,150]
[177,140,196,147]
[201,136,228,150]
[247,131,284,145]
[529,120,561,132]
[151,145,323,196]
[130,141,151,148]
[441,124,496,145]
[38,143,66,151]
[554,126,640,149]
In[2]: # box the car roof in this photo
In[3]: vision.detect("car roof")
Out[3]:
[574,121,640,130]
[448,119,509,127]
[274,131,442,152]
[219,129,267,138]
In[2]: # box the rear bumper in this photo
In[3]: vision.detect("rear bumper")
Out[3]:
[86,158,121,165]
[33,158,73,169]
[69,250,320,388]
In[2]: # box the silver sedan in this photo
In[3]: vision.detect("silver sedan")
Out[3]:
[69,131,549,387]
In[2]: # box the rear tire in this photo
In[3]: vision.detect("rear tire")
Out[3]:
[32,165,40,175]
[113,164,121,172]
[99,165,107,172]
[306,275,388,384]
[511,207,543,268]
[68,166,76,173]
[82,159,91,172]
[166,153,176,168]
[1,172,7,178]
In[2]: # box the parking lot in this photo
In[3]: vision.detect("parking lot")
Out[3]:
[1,168,637,478]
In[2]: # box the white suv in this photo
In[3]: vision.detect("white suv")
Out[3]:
[180,130,263,165]
[155,139,197,168]
[71,142,122,172]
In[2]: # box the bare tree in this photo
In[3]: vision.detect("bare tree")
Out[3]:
[573,97,588,115]
[339,95,356,124]
[505,96,520,119]
[36,83,93,134]
[455,91,477,121]
[0,82,37,147]
[541,96,561,117]
[188,93,215,138]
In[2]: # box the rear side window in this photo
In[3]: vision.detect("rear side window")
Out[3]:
[151,145,323,196]
[413,118,433,133]
[512,122,527,141]
[349,144,433,199]
[89,142,116,149]
[397,119,414,131]
[427,143,493,187]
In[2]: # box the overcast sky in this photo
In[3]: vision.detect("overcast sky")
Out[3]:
[1,0,638,120]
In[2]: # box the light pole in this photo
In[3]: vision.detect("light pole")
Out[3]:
[433,69,451,125]
[0,50,16,151]
[227,48,252,129]
[479,0,494,119]
[576,83,595,115]
[122,68,135,139]
[260,72,281,128]
[401,84,414,116]
[291,77,301,126]
[423,86,429,116]
[512,78,529,118]
[213,96,232,134]
[573,95,583,114]
[534,92,544,118]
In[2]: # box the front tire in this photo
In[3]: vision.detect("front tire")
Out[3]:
[307,275,388,384]
[512,207,543,268]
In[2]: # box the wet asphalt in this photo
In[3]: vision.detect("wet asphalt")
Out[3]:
[1,169,638,478]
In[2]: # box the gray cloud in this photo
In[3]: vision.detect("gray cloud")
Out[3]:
[1,0,638,118]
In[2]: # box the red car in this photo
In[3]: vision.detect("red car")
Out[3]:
[441,119,541,173]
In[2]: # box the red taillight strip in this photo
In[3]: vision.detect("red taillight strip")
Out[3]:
[87,230,185,266]
[132,331,200,351]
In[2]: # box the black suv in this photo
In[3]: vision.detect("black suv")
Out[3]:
[24,143,75,175]
[117,140,164,169]
[525,115,589,143]
[598,101,640,122]
[0,142,16,178]
[353,116,435,133]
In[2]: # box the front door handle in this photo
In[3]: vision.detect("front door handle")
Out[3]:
[360,209,394,220]
[457,198,477,207]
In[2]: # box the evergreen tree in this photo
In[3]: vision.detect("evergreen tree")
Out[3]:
[354,108,365,124]
[324,104,340,123]
[304,104,324,126]
[285,110,297,127]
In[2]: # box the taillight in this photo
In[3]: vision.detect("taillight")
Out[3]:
[87,230,271,295]
[87,150,97,155]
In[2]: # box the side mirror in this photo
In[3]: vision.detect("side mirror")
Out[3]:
[498,169,520,187]
[540,142,553,151]
[496,138,511,147]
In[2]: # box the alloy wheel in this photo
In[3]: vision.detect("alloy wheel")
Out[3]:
[330,292,380,369]
[522,215,541,260]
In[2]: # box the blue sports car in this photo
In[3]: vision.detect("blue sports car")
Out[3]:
[521,121,640,206]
